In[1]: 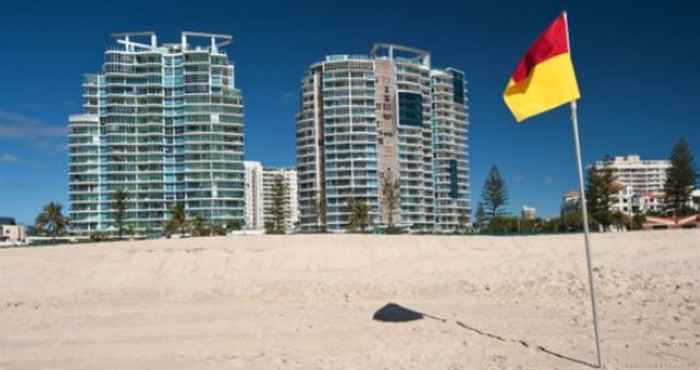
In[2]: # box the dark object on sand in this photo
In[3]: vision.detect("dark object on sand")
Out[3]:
[373,303,424,322]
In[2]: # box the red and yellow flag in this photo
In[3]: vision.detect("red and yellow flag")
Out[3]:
[503,13,580,122]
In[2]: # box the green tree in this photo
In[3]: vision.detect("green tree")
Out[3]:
[226,219,243,231]
[631,212,646,230]
[560,209,583,232]
[317,196,328,233]
[481,165,509,222]
[474,202,486,230]
[210,224,227,236]
[113,189,129,239]
[664,138,698,217]
[35,202,70,240]
[347,198,371,233]
[457,207,470,233]
[381,176,400,227]
[191,214,208,237]
[520,217,544,234]
[270,174,289,234]
[611,211,630,231]
[543,217,562,233]
[487,216,518,234]
[165,203,187,236]
[586,167,614,231]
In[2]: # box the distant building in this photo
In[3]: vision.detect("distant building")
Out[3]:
[636,192,665,214]
[0,217,25,243]
[692,189,700,211]
[609,181,635,214]
[594,155,670,196]
[243,161,264,230]
[521,206,536,220]
[561,191,581,216]
[262,168,299,232]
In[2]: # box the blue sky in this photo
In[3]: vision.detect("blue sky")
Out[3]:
[0,0,698,225]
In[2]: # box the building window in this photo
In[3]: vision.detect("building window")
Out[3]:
[398,92,422,127]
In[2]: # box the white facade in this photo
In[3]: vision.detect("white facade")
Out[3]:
[262,168,299,232]
[560,191,581,215]
[69,32,245,234]
[521,206,536,220]
[610,182,636,214]
[564,184,667,217]
[0,224,26,242]
[243,161,264,229]
[296,44,470,232]
[594,155,670,195]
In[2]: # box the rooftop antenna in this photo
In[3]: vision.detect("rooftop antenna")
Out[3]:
[181,32,233,53]
[111,32,157,51]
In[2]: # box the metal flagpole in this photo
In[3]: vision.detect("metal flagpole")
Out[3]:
[570,100,602,368]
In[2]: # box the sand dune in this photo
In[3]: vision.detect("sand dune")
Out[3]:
[1,230,699,369]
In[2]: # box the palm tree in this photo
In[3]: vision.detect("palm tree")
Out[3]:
[317,196,328,233]
[165,203,187,236]
[35,202,70,241]
[457,207,470,233]
[191,214,208,237]
[347,198,370,233]
[113,189,129,239]
[381,176,400,227]
[270,174,289,233]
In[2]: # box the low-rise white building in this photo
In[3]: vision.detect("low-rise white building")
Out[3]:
[561,191,581,215]
[594,155,670,196]
[0,217,26,243]
[243,161,265,230]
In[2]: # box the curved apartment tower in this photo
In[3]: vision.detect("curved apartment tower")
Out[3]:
[296,44,469,232]
[69,32,245,234]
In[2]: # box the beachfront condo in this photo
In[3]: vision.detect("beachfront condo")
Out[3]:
[69,32,245,234]
[296,44,470,232]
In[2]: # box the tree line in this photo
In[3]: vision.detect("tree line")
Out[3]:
[475,138,698,234]
[31,139,697,239]
[32,190,244,242]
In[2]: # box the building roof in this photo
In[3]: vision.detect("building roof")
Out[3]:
[644,214,700,228]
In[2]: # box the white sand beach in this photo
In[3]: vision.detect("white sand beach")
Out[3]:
[1,230,699,369]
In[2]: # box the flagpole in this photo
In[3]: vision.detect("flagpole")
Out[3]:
[570,100,602,368]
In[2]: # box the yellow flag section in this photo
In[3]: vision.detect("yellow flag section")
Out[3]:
[503,13,580,122]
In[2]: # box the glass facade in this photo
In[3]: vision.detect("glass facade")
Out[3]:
[297,45,470,232]
[398,92,423,127]
[69,33,245,234]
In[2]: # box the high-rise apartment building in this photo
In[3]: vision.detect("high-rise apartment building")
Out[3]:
[243,161,264,230]
[593,155,670,195]
[262,168,299,232]
[296,44,469,232]
[69,32,245,234]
